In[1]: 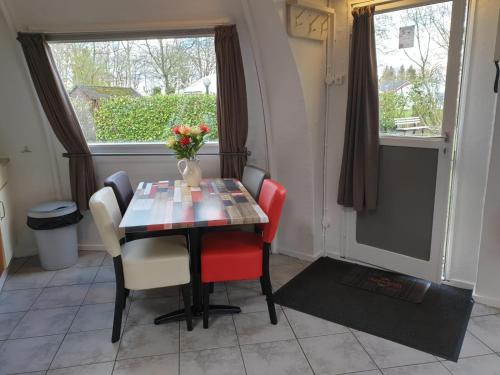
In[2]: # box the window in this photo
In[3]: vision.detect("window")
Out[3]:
[49,35,217,145]
[374,1,453,137]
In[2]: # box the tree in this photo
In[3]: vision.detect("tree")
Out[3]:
[142,39,192,93]
[397,65,406,81]
[184,37,216,80]
[406,65,417,81]
[379,92,407,132]
[50,36,217,95]
[380,66,396,83]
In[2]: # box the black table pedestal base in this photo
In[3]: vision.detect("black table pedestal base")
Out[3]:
[154,304,241,325]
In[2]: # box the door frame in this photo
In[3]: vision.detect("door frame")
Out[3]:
[342,0,468,283]
[0,228,4,273]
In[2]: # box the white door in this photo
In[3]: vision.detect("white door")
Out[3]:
[344,0,467,282]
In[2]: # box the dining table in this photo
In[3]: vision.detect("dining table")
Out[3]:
[119,177,269,325]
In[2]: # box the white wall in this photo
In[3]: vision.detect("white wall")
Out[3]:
[277,0,329,257]
[242,0,323,259]
[0,0,322,260]
[472,5,500,307]
[475,92,500,307]
[0,7,60,257]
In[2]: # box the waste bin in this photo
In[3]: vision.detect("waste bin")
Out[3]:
[27,201,83,270]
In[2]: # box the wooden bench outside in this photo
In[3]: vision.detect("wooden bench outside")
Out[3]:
[394,117,429,135]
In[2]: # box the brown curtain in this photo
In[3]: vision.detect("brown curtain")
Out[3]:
[337,6,379,211]
[214,25,248,179]
[17,33,97,209]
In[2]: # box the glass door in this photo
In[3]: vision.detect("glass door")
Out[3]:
[344,0,467,282]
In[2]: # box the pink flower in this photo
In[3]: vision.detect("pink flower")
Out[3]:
[172,126,180,135]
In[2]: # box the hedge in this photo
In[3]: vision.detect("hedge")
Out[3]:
[94,94,218,142]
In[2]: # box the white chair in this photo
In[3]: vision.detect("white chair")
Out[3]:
[89,187,193,342]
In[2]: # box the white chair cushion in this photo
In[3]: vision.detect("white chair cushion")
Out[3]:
[121,235,190,290]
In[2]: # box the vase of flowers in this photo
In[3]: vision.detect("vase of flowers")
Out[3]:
[166,124,210,187]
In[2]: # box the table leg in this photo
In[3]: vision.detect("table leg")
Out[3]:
[154,227,241,325]
[188,228,202,310]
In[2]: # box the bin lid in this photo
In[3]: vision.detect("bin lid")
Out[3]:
[28,201,78,219]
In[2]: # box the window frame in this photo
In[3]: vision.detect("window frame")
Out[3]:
[350,0,467,144]
[47,29,219,155]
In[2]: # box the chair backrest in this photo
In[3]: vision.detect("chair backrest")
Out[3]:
[104,171,134,216]
[89,187,124,258]
[258,179,287,244]
[242,165,269,200]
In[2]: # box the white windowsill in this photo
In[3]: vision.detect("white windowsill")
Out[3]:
[88,141,220,155]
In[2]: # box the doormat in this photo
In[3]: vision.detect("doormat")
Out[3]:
[273,257,474,361]
[341,266,431,303]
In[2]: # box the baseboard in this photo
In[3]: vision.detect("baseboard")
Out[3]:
[325,250,343,260]
[275,247,322,262]
[442,278,475,290]
[473,293,500,309]
[0,268,6,292]
[78,244,105,251]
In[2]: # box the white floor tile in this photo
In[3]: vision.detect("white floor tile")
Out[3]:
[455,331,493,358]
[353,331,437,368]
[241,339,313,375]
[180,346,246,375]
[117,323,179,360]
[284,308,349,338]
[51,329,119,369]
[70,303,126,333]
[46,362,114,375]
[234,310,294,345]
[83,282,116,305]
[382,362,450,375]
[299,332,377,375]
[114,353,179,375]
[0,312,24,339]
[48,266,99,287]
[126,297,179,326]
[0,289,42,313]
[10,306,78,339]
[442,354,500,375]
[32,285,90,309]
[0,334,64,374]
[471,303,500,317]
[468,315,500,352]
[181,315,237,352]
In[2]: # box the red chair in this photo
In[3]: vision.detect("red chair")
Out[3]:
[201,179,287,328]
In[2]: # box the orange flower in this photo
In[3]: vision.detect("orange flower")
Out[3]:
[178,125,191,136]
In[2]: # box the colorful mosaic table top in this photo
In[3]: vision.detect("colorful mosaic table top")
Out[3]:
[119,178,269,233]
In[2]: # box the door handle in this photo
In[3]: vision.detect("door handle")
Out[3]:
[0,201,5,221]
[495,60,499,93]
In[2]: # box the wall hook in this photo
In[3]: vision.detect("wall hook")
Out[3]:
[295,9,305,26]
[309,15,321,33]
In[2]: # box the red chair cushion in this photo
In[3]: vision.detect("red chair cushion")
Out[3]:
[201,231,263,283]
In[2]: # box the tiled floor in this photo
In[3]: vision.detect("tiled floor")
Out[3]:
[1,252,500,375]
